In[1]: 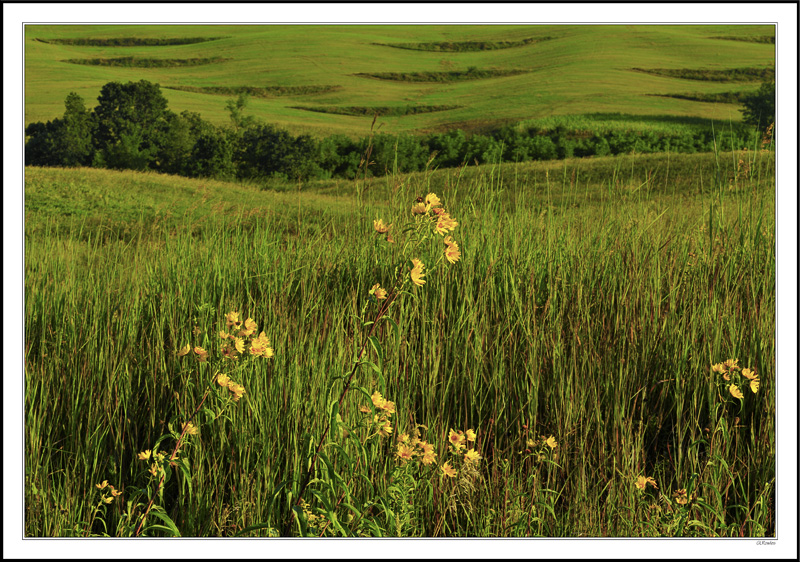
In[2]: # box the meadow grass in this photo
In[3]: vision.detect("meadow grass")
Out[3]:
[24,24,774,136]
[24,146,775,537]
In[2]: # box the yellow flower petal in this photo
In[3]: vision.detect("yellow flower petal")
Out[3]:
[177,344,191,357]
[729,384,744,399]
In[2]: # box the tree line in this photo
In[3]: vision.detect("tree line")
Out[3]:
[25,80,774,183]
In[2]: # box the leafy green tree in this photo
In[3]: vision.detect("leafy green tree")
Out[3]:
[741,81,775,132]
[226,93,256,132]
[92,80,171,170]
[60,92,95,166]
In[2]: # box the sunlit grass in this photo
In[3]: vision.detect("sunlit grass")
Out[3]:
[24,147,775,537]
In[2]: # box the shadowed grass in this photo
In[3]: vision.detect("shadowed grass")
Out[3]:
[165,84,342,98]
[290,104,462,117]
[62,57,230,68]
[631,66,774,83]
[373,37,552,52]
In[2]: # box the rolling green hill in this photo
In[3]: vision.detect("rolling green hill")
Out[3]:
[25,24,774,138]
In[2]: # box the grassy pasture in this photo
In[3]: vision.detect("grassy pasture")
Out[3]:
[24,145,775,537]
[25,24,774,137]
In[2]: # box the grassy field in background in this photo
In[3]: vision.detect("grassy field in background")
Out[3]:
[24,24,774,137]
[24,145,776,537]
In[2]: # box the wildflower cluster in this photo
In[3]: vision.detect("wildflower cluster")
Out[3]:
[711,358,760,399]
[219,311,275,360]
[177,311,274,362]
[360,391,396,438]
[94,480,123,504]
[394,425,438,467]
[370,192,461,299]
[440,428,480,478]
[137,448,175,479]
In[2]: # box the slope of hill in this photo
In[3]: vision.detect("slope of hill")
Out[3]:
[25,24,774,137]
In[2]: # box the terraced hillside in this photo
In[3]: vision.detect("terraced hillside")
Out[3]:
[25,24,774,137]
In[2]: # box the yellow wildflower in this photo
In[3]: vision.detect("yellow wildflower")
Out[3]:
[465,429,477,442]
[137,450,152,461]
[110,486,122,497]
[464,449,482,464]
[373,218,392,234]
[750,378,760,393]
[421,451,437,466]
[444,236,461,264]
[378,419,393,438]
[397,433,410,444]
[193,346,209,362]
[225,311,241,329]
[635,475,657,490]
[425,192,442,210]
[741,367,757,380]
[545,436,558,449]
[177,344,191,357]
[396,444,415,462]
[711,362,726,374]
[434,212,458,236]
[241,317,258,337]
[729,384,744,399]
[441,461,457,478]
[359,405,371,414]
[182,422,200,436]
[234,337,245,354]
[217,373,230,387]
[448,429,466,451]
[673,489,689,505]
[410,258,426,287]
[371,391,386,410]
[411,201,427,215]
[228,382,246,402]
[370,283,388,301]
[149,464,159,477]
[95,480,108,490]
[249,332,274,358]
[724,358,740,372]
[103,496,114,504]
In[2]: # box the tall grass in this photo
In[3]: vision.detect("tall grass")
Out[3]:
[24,147,775,537]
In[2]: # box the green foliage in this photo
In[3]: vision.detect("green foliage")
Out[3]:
[740,81,775,132]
